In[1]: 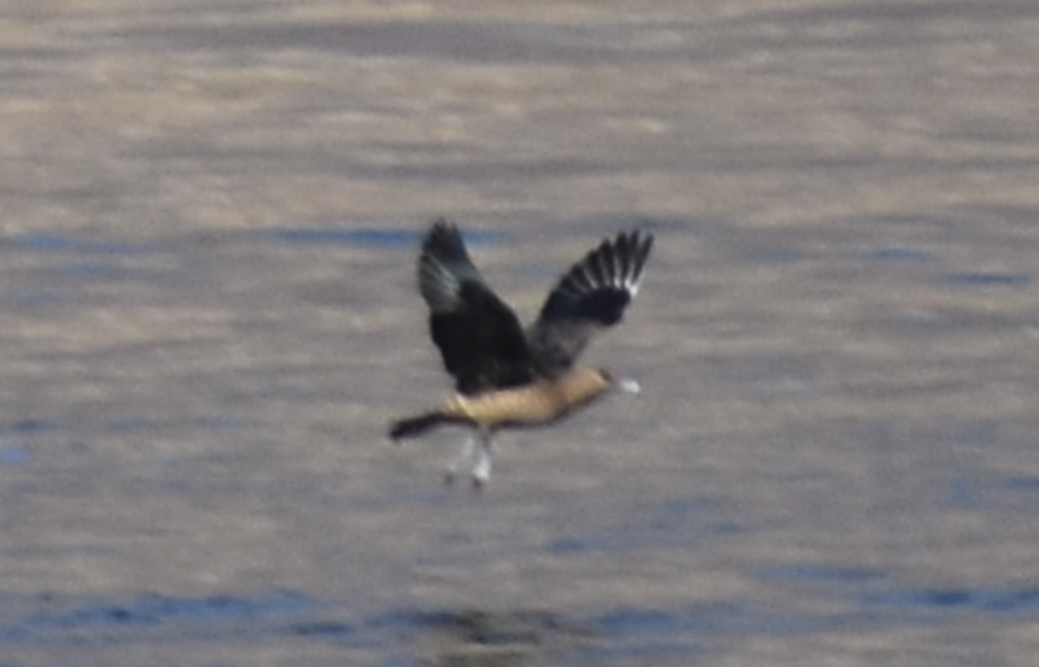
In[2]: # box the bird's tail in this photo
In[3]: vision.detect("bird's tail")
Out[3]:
[389,411,459,440]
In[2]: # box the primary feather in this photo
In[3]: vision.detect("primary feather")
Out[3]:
[528,230,653,375]
[416,220,652,394]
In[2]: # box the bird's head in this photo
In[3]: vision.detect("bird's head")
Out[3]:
[597,369,642,396]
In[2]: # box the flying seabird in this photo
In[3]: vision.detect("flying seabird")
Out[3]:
[389,218,653,486]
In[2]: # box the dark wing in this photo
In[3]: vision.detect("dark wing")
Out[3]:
[527,230,653,375]
[417,219,536,395]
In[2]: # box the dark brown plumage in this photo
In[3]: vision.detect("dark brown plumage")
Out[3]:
[391,218,653,485]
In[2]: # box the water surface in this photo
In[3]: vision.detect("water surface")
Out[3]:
[1,1,1038,665]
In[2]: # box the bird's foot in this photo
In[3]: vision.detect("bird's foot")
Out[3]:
[442,432,492,489]
[470,445,491,488]
[444,434,476,486]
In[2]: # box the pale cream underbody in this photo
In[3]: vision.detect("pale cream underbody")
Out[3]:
[441,367,611,430]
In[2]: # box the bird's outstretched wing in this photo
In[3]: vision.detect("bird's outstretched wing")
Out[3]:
[417,219,535,395]
[528,230,653,375]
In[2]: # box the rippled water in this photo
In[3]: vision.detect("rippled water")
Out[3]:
[2,1,1039,666]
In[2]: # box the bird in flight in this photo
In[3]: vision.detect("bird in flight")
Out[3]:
[389,218,653,487]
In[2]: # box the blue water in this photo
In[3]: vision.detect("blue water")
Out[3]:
[13,227,1028,297]
[866,246,932,263]
[546,496,740,555]
[270,227,420,248]
[936,271,1032,288]
[268,226,507,249]
[4,577,1038,666]
[2,225,1037,665]
[8,233,155,256]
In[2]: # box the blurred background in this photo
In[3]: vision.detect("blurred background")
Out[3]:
[1,1,1038,665]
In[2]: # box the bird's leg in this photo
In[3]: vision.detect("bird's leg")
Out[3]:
[470,430,493,489]
[444,432,478,486]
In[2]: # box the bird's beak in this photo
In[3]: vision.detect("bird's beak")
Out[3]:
[617,378,642,395]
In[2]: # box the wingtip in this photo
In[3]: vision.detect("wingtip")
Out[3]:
[534,227,654,335]
[619,229,653,296]
[599,228,654,293]
[423,217,463,252]
[417,218,479,312]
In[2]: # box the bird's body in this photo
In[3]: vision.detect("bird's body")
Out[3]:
[390,219,653,486]
[390,366,613,438]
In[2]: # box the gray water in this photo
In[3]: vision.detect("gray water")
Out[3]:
[2,1,1038,665]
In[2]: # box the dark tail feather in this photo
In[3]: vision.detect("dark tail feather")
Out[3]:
[389,411,453,440]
